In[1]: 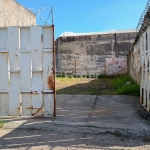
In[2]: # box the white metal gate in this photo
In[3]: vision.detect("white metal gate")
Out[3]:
[140,27,150,112]
[0,26,56,117]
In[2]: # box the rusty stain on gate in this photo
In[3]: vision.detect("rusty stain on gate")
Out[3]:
[47,72,54,90]
[0,25,56,117]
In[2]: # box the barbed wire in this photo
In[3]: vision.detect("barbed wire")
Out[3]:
[136,0,150,31]
[132,0,150,48]
[0,7,54,26]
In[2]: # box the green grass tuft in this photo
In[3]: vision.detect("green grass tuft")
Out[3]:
[0,120,5,128]
[111,75,140,96]
[56,74,140,96]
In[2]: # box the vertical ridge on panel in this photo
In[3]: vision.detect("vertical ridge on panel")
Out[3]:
[143,33,146,107]
[0,28,9,116]
[8,27,20,116]
[20,27,32,116]
[147,28,150,112]
[148,27,150,111]
[140,36,144,104]
[30,26,43,117]
[43,26,54,117]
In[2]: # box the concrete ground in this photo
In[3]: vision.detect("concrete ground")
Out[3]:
[1,95,150,149]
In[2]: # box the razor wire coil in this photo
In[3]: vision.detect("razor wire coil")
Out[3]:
[0,7,53,26]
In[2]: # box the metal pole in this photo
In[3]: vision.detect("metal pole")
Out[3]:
[51,7,54,25]
[52,25,56,117]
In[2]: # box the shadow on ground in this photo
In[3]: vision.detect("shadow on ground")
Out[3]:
[56,78,116,95]
[1,95,150,149]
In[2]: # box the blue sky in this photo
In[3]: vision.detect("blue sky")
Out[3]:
[17,0,148,38]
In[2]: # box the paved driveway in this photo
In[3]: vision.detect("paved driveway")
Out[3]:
[0,95,150,149]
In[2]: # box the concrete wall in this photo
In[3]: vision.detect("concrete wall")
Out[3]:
[127,41,141,85]
[56,30,137,75]
[0,0,36,26]
[127,9,150,85]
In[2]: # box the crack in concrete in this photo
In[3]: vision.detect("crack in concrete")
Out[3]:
[92,95,98,109]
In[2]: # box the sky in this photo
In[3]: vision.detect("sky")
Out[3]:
[17,0,148,38]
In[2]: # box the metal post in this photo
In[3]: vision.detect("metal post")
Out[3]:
[52,25,56,117]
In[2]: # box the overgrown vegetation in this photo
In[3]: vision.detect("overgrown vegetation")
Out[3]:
[56,74,140,96]
[111,75,140,96]
[0,120,5,128]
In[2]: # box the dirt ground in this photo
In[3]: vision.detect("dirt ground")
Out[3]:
[56,78,116,95]
[1,95,150,149]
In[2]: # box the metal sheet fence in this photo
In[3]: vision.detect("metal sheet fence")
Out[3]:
[138,26,150,112]
[0,26,55,117]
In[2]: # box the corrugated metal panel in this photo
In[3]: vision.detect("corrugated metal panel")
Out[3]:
[140,27,150,112]
[0,28,7,50]
[0,53,8,90]
[8,27,20,71]
[43,26,54,116]
[8,27,20,116]
[30,26,43,117]
[0,94,9,116]
[147,27,150,111]
[43,94,54,117]
[0,28,8,116]
[43,26,53,49]
[20,27,32,116]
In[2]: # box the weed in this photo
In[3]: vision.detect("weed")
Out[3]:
[0,120,5,128]
[111,75,140,96]
[87,124,93,128]
[114,132,122,137]
[97,74,117,79]
[102,89,113,95]
[56,74,140,96]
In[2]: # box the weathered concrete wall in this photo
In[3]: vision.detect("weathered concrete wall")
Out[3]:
[0,0,36,26]
[56,31,137,75]
[127,41,141,85]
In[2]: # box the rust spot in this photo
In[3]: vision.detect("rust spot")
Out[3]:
[32,107,43,116]
[32,91,38,94]
[26,106,33,109]
[47,72,54,90]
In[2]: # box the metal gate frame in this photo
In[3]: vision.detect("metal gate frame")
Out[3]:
[0,25,56,117]
[140,26,150,112]
[53,25,56,117]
